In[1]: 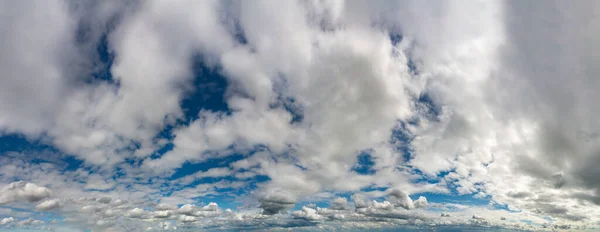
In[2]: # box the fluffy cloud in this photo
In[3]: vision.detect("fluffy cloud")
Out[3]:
[0,181,51,204]
[413,196,428,209]
[388,189,414,210]
[126,208,145,219]
[329,197,350,211]
[258,189,296,215]
[292,206,322,220]
[351,194,370,209]
[0,217,15,225]
[36,198,62,211]
[17,218,44,226]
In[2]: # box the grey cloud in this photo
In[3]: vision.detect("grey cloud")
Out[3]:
[258,189,296,215]
[98,197,112,204]
[259,199,295,215]
[388,189,414,210]
[329,197,350,210]
[360,207,426,221]
[351,194,370,209]
[507,191,533,199]
[2,0,600,230]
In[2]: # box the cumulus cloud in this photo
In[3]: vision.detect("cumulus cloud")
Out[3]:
[178,204,197,216]
[413,196,428,209]
[0,181,51,204]
[17,218,44,226]
[292,206,322,220]
[126,208,145,219]
[258,189,296,215]
[155,203,176,211]
[329,197,350,210]
[351,194,370,209]
[0,217,15,225]
[36,198,62,211]
[388,189,414,210]
[153,210,172,219]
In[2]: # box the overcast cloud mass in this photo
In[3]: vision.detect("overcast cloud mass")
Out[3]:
[1,0,599,231]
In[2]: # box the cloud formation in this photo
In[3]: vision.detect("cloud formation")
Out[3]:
[0,0,599,231]
[0,181,51,204]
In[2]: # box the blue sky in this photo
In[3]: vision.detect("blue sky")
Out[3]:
[0,1,599,231]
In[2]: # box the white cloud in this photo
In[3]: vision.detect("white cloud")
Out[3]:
[329,197,350,211]
[0,217,15,225]
[413,196,428,209]
[2,0,600,231]
[155,203,176,211]
[292,206,322,220]
[178,204,197,216]
[126,208,145,219]
[36,198,62,211]
[0,181,51,204]
[152,210,172,219]
[17,218,44,226]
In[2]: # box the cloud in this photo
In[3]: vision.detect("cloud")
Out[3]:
[258,189,296,215]
[413,196,428,209]
[17,218,44,226]
[0,181,51,204]
[472,215,484,220]
[152,210,172,219]
[2,0,600,231]
[292,206,322,220]
[178,204,197,216]
[388,189,414,210]
[351,194,371,209]
[155,203,176,211]
[0,217,15,225]
[36,198,62,211]
[329,197,350,211]
[126,208,145,219]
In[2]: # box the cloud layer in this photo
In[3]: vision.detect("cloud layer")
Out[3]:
[1,0,599,231]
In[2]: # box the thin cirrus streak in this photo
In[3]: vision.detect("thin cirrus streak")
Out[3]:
[0,0,598,231]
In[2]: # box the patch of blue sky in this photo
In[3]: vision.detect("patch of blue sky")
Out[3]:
[181,56,231,122]
[421,192,490,208]
[352,150,376,175]
[165,147,272,209]
[147,56,230,162]
[0,134,55,155]
[0,134,84,176]
[89,33,118,86]
[0,206,62,223]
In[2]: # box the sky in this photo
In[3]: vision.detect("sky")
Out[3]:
[0,0,599,231]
